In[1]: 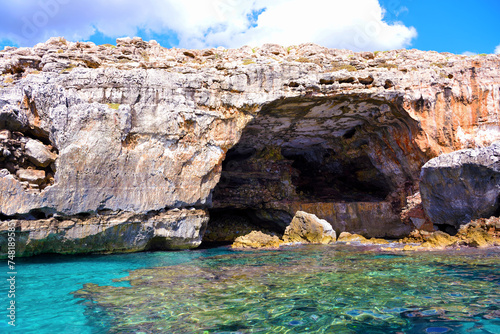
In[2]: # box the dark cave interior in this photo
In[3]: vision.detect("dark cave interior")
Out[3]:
[206,96,429,241]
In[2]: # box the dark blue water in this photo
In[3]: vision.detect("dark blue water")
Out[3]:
[1,245,499,333]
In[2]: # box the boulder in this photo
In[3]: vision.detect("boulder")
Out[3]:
[420,143,500,230]
[231,231,281,249]
[16,168,45,184]
[24,138,57,167]
[283,211,336,244]
[337,232,367,243]
[0,129,11,139]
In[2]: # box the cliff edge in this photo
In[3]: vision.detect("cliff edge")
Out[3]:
[1,37,499,256]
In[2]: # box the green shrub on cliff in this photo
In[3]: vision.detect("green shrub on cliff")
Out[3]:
[107,103,120,110]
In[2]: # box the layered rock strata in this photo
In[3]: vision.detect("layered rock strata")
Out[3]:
[0,209,207,257]
[1,37,499,256]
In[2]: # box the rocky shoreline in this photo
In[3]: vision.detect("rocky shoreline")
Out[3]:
[1,37,500,257]
[231,212,500,251]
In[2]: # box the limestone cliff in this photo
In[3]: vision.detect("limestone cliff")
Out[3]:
[1,37,499,256]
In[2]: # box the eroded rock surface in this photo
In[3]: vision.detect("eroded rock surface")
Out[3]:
[283,211,336,244]
[0,208,208,257]
[399,216,500,249]
[231,230,281,249]
[1,37,500,256]
[421,143,500,230]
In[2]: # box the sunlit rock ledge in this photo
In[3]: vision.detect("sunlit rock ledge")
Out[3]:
[1,37,500,257]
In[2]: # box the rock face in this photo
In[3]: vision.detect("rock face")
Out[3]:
[456,216,500,247]
[420,143,500,230]
[283,211,336,244]
[1,37,500,256]
[0,209,207,257]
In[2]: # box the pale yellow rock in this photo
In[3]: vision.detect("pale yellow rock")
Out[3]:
[368,238,390,244]
[337,232,367,243]
[420,231,458,249]
[402,245,423,251]
[232,231,281,249]
[283,211,336,244]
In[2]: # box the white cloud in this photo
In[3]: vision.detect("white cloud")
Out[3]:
[0,0,417,51]
[495,44,500,54]
[462,51,477,56]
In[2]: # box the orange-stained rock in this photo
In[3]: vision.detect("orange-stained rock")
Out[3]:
[400,192,435,232]
[1,38,500,257]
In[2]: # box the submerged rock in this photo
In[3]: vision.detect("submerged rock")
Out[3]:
[232,231,281,249]
[283,211,336,244]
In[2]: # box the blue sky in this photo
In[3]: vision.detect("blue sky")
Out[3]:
[0,0,499,54]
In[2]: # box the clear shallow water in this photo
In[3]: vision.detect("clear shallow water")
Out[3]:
[2,245,500,334]
[0,248,233,334]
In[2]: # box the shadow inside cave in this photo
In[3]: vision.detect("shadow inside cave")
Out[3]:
[208,95,430,240]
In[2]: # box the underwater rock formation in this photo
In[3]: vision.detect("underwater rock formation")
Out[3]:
[1,37,500,256]
[420,143,500,230]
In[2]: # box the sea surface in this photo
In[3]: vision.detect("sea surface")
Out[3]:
[1,245,499,333]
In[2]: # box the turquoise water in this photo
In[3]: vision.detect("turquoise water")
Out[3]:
[0,248,233,333]
[2,245,500,333]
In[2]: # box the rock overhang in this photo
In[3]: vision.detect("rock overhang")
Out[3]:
[0,38,499,254]
[210,93,430,237]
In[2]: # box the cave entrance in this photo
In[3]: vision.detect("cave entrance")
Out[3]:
[202,208,285,247]
[281,147,391,202]
[209,95,428,240]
